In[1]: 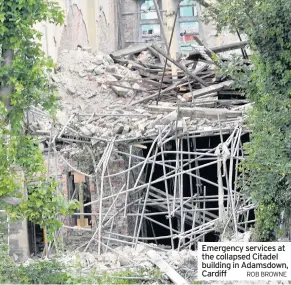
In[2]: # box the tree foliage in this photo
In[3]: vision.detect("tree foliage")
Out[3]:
[0,0,78,237]
[205,0,291,240]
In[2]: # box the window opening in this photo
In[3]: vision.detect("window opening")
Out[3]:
[141,24,161,37]
[141,0,158,20]
[139,0,161,43]
[138,0,199,49]
[68,172,92,228]
[179,21,199,54]
[178,1,199,54]
[180,0,197,17]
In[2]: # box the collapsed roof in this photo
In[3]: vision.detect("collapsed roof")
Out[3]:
[28,40,251,146]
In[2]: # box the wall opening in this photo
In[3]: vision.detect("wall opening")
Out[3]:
[68,172,92,227]
[28,222,44,256]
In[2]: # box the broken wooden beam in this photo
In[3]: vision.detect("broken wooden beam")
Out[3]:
[150,45,208,86]
[0,196,21,205]
[148,104,242,119]
[187,41,249,60]
[195,0,211,8]
[182,80,233,99]
[131,76,189,105]
[131,64,209,105]
[211,40,249,53]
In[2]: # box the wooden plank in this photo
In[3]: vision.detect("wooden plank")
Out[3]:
[131,64,209,105]
[141,78,168,88]
[73,172,86,183]
[78,183,85,227]
[147,250,189,285]
[131,76,188,105]
[77,218,89,227]
[187,41,249,60]
[110,43,152,58]
[150,45,208,86]
[182,80,233,99]
[148,105,242,119]
[0,196,21,205]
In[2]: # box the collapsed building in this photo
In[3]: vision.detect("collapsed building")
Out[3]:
[6,1,257,262]
[25,33,255,255]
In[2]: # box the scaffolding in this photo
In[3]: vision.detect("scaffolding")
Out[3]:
[41,119,255,253]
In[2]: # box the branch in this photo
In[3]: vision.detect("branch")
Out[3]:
[196,0,211,8]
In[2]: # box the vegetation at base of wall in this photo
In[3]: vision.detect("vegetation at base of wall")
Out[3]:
[0,1,78,239]
[0,255,165,284]
[0,204,8,259]
[204,0,291,240]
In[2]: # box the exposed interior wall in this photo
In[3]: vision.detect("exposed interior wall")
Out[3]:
[198,5,242,48]
[37,0,244,65]
[38,0,119,62]
[120,0,243,50]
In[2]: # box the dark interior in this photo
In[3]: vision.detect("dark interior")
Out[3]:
[141,133,254,249]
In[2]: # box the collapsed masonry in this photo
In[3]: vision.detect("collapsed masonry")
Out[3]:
[28,39,255,255]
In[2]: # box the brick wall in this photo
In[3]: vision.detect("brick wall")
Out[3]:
[48,152,132,252]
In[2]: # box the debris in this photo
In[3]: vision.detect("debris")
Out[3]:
[28,37,255,261]
[187,40,249,60]
[67,86,76,95]
[111,84,131,97]
[182,80,234,99]
[110,43,152,58]
[80,126,94,136]
[147,250,189,285]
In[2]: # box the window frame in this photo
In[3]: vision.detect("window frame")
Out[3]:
[138,0,162,43]
[177,1,200,53]
[137,0,200,50]
[179,0,198,18]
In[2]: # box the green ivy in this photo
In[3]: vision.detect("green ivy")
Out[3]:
[0,1,78,240]
[205,0,291,240]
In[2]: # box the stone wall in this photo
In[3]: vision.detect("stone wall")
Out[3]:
[7,168,30,262]
[8,220,30,262]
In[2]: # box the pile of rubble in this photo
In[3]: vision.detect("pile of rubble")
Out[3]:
[58,244,196,270]
[51,48,143,116]
[28,40,251,143]
[23,240,286,285]
[49,245,197,283]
